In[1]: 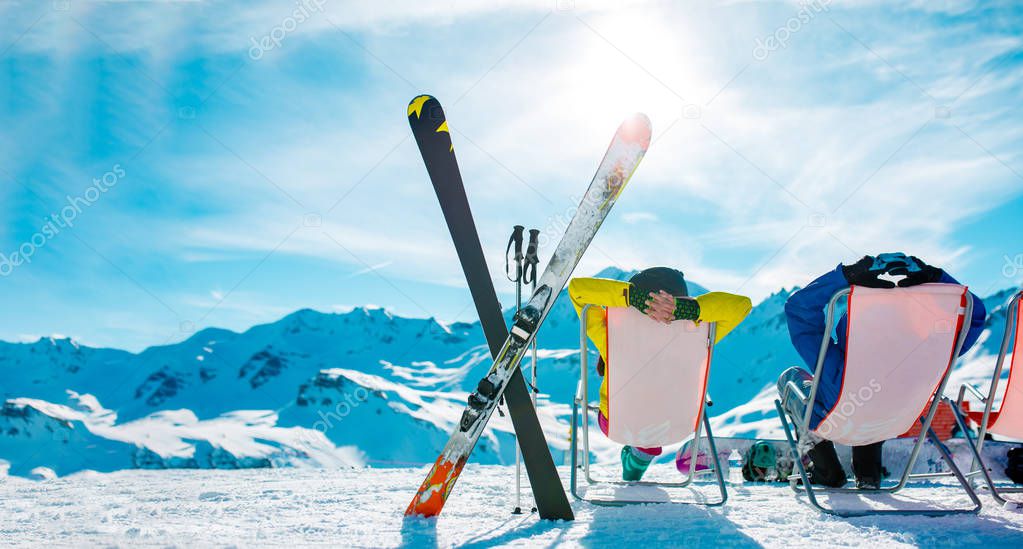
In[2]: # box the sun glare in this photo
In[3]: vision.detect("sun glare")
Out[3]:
[564,11,707,128]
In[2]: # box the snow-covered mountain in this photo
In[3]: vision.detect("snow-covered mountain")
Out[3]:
[1,268,1017,478]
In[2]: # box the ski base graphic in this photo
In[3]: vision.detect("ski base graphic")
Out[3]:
[406,455,468,517]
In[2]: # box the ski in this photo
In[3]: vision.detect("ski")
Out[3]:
[405,95,573,520]
[405,98,651,518]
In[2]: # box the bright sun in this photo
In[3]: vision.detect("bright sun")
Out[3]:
[562,10,709,130]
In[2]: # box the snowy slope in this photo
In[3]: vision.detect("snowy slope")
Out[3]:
[1,467,1021,547]
[0,268,1017,478]
[0,391,359,478]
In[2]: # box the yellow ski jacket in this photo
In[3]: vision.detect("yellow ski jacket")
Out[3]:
[568,277,752,417]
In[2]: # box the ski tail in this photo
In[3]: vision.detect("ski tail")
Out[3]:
[405,455,467,517]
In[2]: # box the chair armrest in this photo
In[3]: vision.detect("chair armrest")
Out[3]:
[783,380,808,408]
[957,383,987,408]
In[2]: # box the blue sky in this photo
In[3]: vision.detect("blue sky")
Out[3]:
[1,0,1021,351]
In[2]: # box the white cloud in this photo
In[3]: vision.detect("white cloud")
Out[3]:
[621,211,659,224]
[163,2,1020,302]
[2,0,1020,353]
[349,261,394,278]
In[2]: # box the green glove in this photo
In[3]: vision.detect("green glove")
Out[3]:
[673,298,700,321]
[628,284,700,321]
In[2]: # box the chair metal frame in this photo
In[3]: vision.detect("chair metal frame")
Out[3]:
[570,303,727,506]
[775,286,982,517]
[952,290,1023,505]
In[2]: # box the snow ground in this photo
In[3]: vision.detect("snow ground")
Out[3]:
[1,466,1022,548]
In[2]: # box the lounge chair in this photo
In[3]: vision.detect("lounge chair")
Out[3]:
[952,290,1023,506]
[570,303,727,505]
[775,284,983,516]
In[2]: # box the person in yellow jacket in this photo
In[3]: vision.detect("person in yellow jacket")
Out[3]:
[569,267,752,481]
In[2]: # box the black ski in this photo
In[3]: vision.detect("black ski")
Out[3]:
[406,95,574,520]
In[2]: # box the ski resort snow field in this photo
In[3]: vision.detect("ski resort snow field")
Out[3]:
[1,466,1021,547]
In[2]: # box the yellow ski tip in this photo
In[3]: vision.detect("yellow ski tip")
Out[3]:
[407,95,434,119]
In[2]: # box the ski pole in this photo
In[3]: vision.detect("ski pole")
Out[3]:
[524,228,541,514]
[506,225,525,515]
[525,229,541,409]
[505,225,524,290]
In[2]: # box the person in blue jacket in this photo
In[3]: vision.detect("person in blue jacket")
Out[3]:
[776,253,986,489]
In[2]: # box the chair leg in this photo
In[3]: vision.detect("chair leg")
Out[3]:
[701,410,728,506]
[572,407,727,507]
[570,399,581,501]
[776,400,828,513]
[948,399,1018,507]
[673,416,702,488]
[924,424,983,513]
[774,399,982,517]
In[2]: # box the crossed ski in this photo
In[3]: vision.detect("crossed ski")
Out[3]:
[405,94,650,519]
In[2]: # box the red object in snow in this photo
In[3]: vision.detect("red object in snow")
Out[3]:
[898,400,969,441]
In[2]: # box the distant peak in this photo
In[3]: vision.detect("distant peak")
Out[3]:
[278,308,335,327]
[592,266,636,281]
[33,335,80,349]
[589,266,707,296]
[338,305,394,321]
[332,304,391,317]
[986,287,1020,303]
[768,287,798,300]
[286,307,325,319]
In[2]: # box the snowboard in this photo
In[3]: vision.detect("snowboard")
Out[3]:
[681,437,1022,483]
[405,94,573,520]
[406,105,652,518]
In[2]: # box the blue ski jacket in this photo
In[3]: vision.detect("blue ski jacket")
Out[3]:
[784,265,986,430]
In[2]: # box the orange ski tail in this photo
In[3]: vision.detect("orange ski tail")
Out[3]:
[405,456,467,517]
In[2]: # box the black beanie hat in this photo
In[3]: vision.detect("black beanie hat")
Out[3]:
[629,267,688,297]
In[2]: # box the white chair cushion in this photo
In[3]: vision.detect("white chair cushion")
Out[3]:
[814,284,967,446]
[605,306,711,447]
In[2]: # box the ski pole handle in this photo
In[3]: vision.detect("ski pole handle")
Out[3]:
[505,225,525,282]
[523,229,540,284]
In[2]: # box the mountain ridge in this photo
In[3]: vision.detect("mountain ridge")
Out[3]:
[1,271,1017,478]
